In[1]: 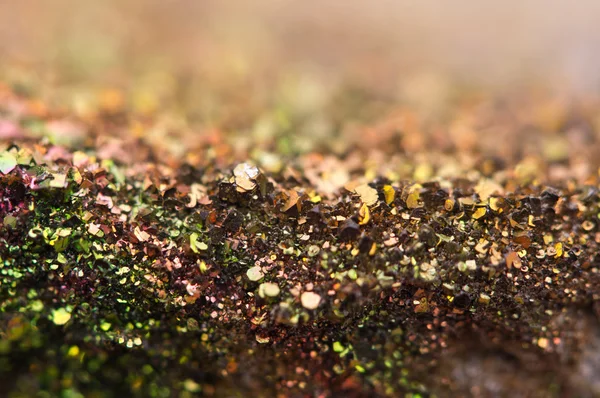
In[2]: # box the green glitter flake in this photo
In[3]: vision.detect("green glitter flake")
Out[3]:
[0,151,17,174]
[333,341,345,353]
[100,322,112,331]
[51,307,72,325]
[31,300,44,312]
[189,232,208,253]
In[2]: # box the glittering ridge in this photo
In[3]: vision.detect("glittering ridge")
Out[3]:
[2,83,600,397]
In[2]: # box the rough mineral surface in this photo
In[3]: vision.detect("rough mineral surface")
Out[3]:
[1,79,600,398]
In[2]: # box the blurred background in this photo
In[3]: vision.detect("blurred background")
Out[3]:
[3,1,600,94]
[2,0,600,178]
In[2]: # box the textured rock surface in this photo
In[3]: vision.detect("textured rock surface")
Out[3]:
[1,81,600,397]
